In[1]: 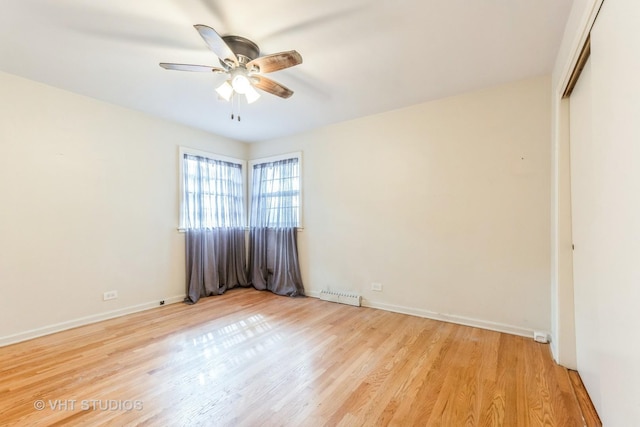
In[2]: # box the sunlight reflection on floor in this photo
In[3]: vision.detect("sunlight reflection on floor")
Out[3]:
[180,314,290,387]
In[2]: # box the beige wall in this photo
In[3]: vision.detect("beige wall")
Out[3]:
[250,76,552,336]
[0,71,247,344]
[0,71,552,344]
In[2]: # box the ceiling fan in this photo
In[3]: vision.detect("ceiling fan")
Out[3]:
[160,25,302,106]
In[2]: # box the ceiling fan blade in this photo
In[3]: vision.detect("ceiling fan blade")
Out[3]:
[194,24,238,66]
[159,63,226,73]
[246,51,303,74]
[252,76,294,99]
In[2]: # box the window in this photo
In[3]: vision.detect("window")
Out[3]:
[249,153,302,228]
[180,147,245,229]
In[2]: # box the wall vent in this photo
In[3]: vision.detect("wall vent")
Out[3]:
[319,290,361,307]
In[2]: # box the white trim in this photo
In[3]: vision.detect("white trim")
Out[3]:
[248,151,303,228]
[306,290,538,339]
[5,292,540,347]
[179,146,245,165]
[178,146,247,229]
[0,295,185,347]
[363,300,537,338]
[249,152,303,164]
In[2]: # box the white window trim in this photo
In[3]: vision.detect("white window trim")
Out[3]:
[248,151,303,229]
[178,146,247,232]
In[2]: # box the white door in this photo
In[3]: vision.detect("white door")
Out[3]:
[569,56,602,415]
[569,0,640,424]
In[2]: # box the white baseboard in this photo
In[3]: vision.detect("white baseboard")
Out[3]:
[0,295,185,347]
[307,290,537,339]
[3,291,542,347]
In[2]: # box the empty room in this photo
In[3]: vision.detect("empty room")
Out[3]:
[1,0,639,425]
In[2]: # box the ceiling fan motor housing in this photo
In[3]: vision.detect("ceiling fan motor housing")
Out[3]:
[222,35,260,66]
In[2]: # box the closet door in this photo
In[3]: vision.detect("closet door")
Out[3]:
[570,0,640,424]
[569,56,601,415]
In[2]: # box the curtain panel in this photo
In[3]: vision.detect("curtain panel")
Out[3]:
[248,158,305,297]
[248,227,304,297]
[185,228,248,304]
[183,153,248,304]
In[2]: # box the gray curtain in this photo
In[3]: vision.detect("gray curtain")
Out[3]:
[248,158,305,296]
[182,154,248,304]
[248,227,304,296]
[185,228,249,304]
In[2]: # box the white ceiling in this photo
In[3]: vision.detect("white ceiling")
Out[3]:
[0,0,574,143]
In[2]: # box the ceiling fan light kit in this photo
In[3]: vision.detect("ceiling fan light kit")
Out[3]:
[215,81,234,101]
[160,24,302,119]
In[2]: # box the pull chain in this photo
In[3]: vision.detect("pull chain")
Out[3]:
[230,93,235,120]
[228,93,243,122]
[237,94,241,122]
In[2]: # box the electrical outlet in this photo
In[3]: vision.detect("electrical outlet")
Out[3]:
[533,331,548,343]
[371,282,382,292]
[103,290,118,301]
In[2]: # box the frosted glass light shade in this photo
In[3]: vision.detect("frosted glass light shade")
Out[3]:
[245,85,260,104]
[216,81,233,101]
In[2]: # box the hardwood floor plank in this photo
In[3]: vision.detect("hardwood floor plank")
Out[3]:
[0,288,593,426]
[568,370,602,427]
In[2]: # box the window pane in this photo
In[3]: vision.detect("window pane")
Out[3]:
[183,153,244,229]
[250,157,300,228]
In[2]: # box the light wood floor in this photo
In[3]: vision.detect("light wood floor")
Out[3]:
[1,288,598,426]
